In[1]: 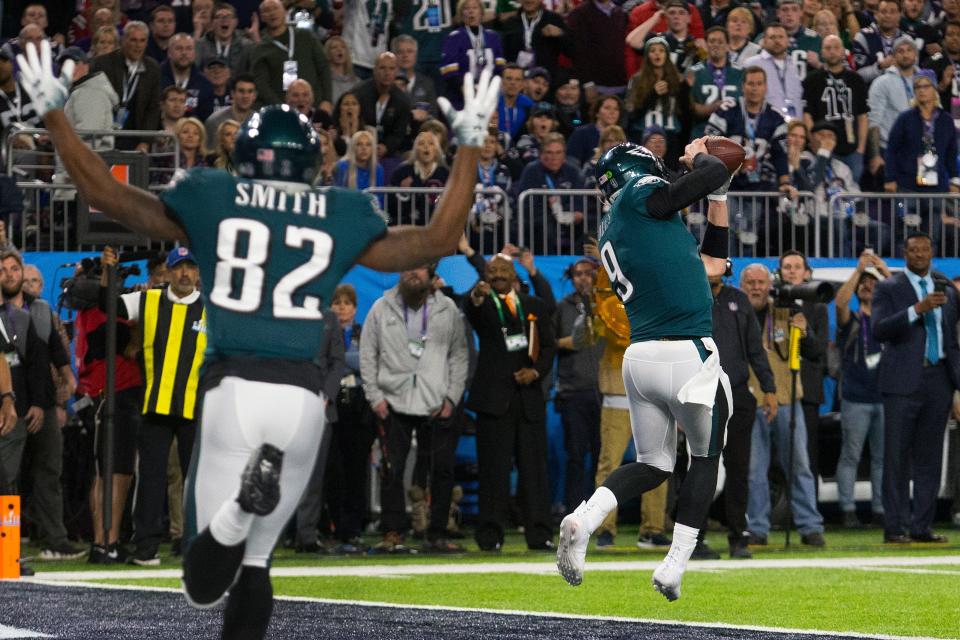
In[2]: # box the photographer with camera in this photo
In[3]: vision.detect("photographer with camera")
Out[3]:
[740,262,826,547]
[95,246,206,566]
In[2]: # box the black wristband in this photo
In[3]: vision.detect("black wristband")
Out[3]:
[701,222,729,259]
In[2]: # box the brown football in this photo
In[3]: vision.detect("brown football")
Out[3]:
[705,136,746,174]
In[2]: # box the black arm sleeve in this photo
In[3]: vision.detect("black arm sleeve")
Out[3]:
[646,153,729,220]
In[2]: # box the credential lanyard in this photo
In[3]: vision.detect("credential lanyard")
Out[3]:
[491,293,525,332]
[121,64,141,106]
[403,301,429,337]
[272,27,296,60]
[521,11,541,50]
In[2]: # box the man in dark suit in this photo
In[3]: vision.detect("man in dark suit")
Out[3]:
[500,0,573,82]
[352,52,412,161]
[465,254,556,551]
[90,21,161,152]
[873,232,959,544]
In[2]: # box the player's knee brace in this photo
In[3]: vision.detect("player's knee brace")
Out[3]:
[182,529,246,608]
[602,462,671,505]
[675,455,722,528]
[222,566,273,640]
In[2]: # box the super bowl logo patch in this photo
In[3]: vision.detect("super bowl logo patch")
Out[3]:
[728,301,738,312]
[257,148,275,162]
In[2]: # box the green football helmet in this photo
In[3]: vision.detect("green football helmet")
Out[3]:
[595,142,667,202]
[233,104,320,183]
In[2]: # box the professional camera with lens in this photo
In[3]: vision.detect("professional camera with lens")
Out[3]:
[59,257,141,311]
[771,275,835,307]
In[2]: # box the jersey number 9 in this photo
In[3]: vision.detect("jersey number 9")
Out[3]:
[600,241,634,303]
[210,217,333,319]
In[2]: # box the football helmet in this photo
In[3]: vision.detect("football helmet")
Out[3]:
[595,142,667,202]
[233,104,320,183]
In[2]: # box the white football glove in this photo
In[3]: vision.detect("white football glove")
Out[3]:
[437,65,501,148]
[17,40,74,118]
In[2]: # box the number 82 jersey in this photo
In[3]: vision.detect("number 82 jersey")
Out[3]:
[161,168,386,363]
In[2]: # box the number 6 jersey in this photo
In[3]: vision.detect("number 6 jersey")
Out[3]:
[161,168,386,366]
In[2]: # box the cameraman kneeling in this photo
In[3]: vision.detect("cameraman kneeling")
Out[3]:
[739,262,826,547]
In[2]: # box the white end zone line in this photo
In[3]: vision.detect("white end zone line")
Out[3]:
[17,577,958,640]
[0,625,53,638]
[26,554,960,581]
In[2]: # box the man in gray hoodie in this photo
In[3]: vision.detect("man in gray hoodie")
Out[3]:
[361,264,469,553]
[62,47,117,151]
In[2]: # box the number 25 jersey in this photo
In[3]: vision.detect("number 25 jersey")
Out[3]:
[160,168,386,363]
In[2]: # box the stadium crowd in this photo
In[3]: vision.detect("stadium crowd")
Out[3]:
[0,0,958,570]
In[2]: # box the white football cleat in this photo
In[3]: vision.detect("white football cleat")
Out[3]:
[556,505,590,586]
[652,549,684,601]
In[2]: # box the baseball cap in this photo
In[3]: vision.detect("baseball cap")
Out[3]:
[205,56,229,68]
[529,104,558,119]
[0,47,13,62]
[644,35,670,54]
[641,124,667,145]
[663,0,690,11]
[166,246,197,268]
[525,66,551,83]
[893,34,917,50]
[862,266,885,282]
[777,0,801,6]
[914,68,937,86]
[58,46,89,64]
[810,120,837,135]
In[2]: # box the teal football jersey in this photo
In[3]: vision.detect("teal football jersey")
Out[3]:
[688,62,743,138]
[160,168,386,362]
[399,0,455,63]
[597,174,713,343]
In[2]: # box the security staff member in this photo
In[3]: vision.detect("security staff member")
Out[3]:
[99,245,206,566]
[708,265,777,559]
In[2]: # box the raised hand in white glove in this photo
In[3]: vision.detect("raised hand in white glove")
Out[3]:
[437,65,501,148]
[17,40,74,118]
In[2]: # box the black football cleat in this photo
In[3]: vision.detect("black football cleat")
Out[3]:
[236,444,284,516]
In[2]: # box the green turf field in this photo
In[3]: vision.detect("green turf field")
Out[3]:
[26,527,960,639]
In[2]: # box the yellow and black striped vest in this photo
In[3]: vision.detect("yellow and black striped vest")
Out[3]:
[139,287,206,419]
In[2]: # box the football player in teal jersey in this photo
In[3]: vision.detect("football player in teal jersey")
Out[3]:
[19,41,499,640]
[688,27,743,139]
[556,138,735,602]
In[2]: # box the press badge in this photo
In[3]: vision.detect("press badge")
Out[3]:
[282,60,299,91]
[917,151,939,186]
[504,332,529,352]
[115,106,129,127]
[743,154,760,183]
[864,352,880,370]
[517,49,534,68]
[408,338,425,358]
[4,351,20,368]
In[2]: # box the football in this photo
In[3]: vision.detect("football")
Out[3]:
[705,136,746,174]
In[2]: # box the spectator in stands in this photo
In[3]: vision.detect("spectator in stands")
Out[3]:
[362,265,468,553]
[312,128,339,186]
[62,46,117,154]
[91,21,161,152]
[2,5,62,61]
[625,0,700,74]
[868,35,919,181]
[515,132,586,254]
[195,2,252,76]
[706,66,791,249]
[250,0,332,110]
[804,34,869,180]
[0,48,40,164]
[204,72,257,143]
[707,262,777,558]
[774,0,823,81]
[341,0,393,78]
[873,232,957,544]
[901,0,941,55]
[210,119,240,171]
[498,63,534,145]
[1,252,80,561]
[71,8,122,54]
[204,57,232,111]
[466,254,556,551]
[701,0,744,29]
[553,73,586,137]
[91,26,120,58]
[834,251,891,528]
[780,250,830,483]
[285,78,316,118]
[688,26,743,140]
[626,0,705,77]
[326,36,359,107]
[506,105,559,179]
[501,0,573,78]
[176,117,209,170]
[21,264,42,299]
[155,85,187,155]
[923,20,960,118]
[333,90,369,155]
[740,263,827,547]
[353,52,412,161]
[566,95,623,168]
[389,131,450,224]
[727,6,762,65]
[334,129,384,190]
[146,5,176,63]
[581,124,626,190]
[393,35,438,134]
[160,33,215,122]
[470,132,513,252]
[744,22,804,119]
[523,67,552,104]
[885,69,960,246]
[625,36,690,169]
[567,0,628,104]
[70,0,126,47]
[853,0,906,84]
[554,258,603,511]
[440,0,506,109]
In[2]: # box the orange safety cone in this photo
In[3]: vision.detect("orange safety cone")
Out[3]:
[0,496,20,579]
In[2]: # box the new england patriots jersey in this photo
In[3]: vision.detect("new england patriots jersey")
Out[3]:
[688,60,743,138]
[598,173,713,343]
[160,169,386,363]
[705,99,788,191]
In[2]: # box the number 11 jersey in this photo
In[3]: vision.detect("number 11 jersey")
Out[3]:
[160,168,386,364]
